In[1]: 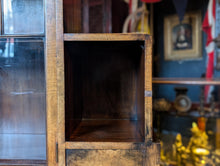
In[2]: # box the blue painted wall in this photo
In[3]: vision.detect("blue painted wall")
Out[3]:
[153,0,220,102]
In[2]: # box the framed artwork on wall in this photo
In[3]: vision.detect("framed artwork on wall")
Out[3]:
[164,11,202,61]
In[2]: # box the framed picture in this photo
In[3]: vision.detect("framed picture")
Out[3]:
[164,12,202,61]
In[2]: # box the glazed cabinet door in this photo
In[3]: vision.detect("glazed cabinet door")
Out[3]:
[0,0,58,165]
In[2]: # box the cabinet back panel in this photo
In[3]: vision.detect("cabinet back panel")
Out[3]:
[64,41,145,140]
[63,0,82,33]
[65,41,144,120]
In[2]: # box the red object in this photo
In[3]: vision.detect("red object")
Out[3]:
[141,0,161,2]
[198,117,206,132]
[202,0,216,101]
[129,0,132,14]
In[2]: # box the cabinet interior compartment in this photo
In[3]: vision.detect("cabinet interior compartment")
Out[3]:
[64,41,145,142]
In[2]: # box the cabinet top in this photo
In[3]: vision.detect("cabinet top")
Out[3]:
[63,33,151,41]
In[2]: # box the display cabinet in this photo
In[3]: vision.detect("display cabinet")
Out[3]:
[0,0,57,165]
[0,0,159,165]
[57,0,160,166]
[56,33,160,166]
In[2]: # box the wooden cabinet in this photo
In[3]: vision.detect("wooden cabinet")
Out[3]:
[56,33,160,165]
[0,0,159,165]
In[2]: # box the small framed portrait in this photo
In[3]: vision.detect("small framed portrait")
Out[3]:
[164,12,202,61]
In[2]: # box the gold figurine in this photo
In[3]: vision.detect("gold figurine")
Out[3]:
[172,134,187,166]
[186,122,209,152]
[186,122,210,166]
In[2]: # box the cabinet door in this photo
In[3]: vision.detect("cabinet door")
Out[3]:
[0,0,58,165]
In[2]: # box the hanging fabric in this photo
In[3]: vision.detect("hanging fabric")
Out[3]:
[172,0,188,22]
[129,0,138,14]
[141,0,161,3]
[202,0,216,102]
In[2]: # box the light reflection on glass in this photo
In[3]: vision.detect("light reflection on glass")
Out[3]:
[0,38,46,160]
[0,38,14,59]
[3,0,44,35]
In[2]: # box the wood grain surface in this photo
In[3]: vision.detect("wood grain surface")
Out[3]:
[66,143,160,166]
[64,33,149,41]
[65,142,145,150]
[66,149,143,166]
[56,0,66,165]
[46,0,58,165]
[63,0,82,33]
[145,36,153,141]
[68,120,144,142]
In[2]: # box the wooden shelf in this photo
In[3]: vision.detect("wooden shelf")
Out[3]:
[63,33,149,41]
[153,77,220,85]
[66,120,144,142]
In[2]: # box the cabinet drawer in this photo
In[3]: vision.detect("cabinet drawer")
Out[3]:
[66,149,143,166]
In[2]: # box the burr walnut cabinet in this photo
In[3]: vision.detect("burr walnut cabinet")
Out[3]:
[57,33,160,165]
[58,33,160,166]
[0,0,159,165]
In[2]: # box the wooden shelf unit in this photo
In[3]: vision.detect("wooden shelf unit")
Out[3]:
[64,39,146,143]
[56,32,160,165]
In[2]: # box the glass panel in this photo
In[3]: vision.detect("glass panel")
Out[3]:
[3,0,44,35]
[0,38,46,160]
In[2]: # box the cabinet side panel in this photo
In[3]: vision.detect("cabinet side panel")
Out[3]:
[56,0,66,164]
[144,36,153,141]
[145,143,160,166]
[46,0,58,165]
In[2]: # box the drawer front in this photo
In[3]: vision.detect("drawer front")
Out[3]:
[66,149,143,166]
